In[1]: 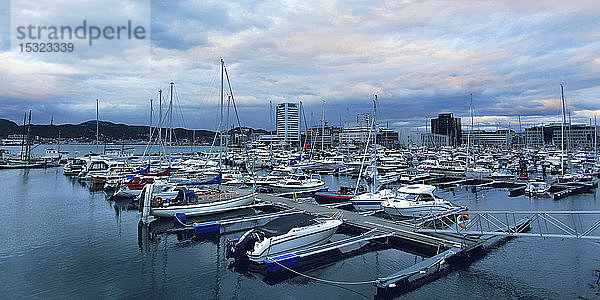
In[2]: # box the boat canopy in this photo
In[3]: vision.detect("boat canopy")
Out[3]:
[255,214,316,238]
[397,184,436,196]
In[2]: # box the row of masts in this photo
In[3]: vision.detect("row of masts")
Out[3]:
[20,109,32,162]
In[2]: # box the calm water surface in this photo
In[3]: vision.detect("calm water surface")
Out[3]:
[1,157,599,299]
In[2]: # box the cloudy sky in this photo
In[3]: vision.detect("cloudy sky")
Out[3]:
[1,0,599,132]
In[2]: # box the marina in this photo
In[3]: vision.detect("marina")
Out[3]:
[1,79,600,298]
[3,1,600,298]
[1,141,600,298]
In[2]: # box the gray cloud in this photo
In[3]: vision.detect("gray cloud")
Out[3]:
[1,0,599,132]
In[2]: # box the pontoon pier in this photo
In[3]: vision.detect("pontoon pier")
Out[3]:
[141,188,600,295]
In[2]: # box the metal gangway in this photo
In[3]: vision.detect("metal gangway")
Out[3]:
[414,210,600,240]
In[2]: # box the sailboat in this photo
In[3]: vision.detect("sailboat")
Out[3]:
[464,93,492,179]
[350,95,392,211]
[0,110,48,169]
[139,58,257,221]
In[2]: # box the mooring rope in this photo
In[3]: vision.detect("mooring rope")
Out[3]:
[174,215,194,227]
[265,247,457,287]
[264,258,378,285]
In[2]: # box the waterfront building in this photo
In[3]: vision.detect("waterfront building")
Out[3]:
[1,134,26,146]
[356,113,374,127]
[431,113,462,146]
[377,128,399,148]
[461,129,515,147]
[551,124,600,150]
[338,113,376,146]
[338,126,374,145]
[306,125,341,149]
[420,133,449,147]
[522,123,599,149]
[276,102,300,145]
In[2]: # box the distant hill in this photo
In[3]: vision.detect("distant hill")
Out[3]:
[0,119,269,143]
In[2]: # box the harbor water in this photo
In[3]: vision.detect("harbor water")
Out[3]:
[0,149,599,298]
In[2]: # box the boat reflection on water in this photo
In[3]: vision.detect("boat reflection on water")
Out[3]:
[136,207,268,254]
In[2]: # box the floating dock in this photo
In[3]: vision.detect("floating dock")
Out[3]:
[155,187,542,294]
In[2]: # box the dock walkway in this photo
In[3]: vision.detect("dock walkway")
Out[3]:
[259,193,481,251]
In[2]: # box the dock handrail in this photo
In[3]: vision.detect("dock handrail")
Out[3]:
[416,210,600,240]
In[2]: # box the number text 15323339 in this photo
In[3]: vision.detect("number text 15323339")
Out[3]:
[19,43,74,52]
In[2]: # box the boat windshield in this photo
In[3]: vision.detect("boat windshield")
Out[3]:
[397,192,435,201]
[397,193,419,201]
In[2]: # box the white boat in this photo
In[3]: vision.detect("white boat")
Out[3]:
[381,184,458,219]
[244,169,295,186]
[268,173,325,194]
[63,158,87,175]
[489,169,514,180]
[524,181,550,196]
[350,188,398,211]
[140,183,256,219]
[465,165,493,179]
[111,176,155,197]
[226,214,342,263]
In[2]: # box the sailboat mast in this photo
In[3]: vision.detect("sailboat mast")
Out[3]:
[298,101,302,156]
[219,58,224,172]
[425,117,428,148]
[26,109,32,162]
[269,100,273,162]
[149,98,153,139]
[169,82,174,147]
[518,115,523,147]
[467,93,473,166]
[158,89,163,157]
[560,84,566,175]
[595,115,597,164]
[321,100,325,152]
[226,95,231,150]
[21,112,26,160]
[373,94,378,188]
[96,98,99,146]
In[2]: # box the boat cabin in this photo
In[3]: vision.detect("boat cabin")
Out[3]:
[395,184,437,201]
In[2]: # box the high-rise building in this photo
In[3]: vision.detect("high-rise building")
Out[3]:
[431,113,462,146]
[551,124,599,149]
[356,113,374,127]
[377,128,399,148]
[461,129,515,146]
[339,113,375,145]
[276,102,300,144]
[306,125,342,149]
